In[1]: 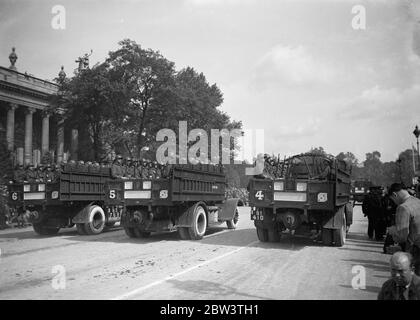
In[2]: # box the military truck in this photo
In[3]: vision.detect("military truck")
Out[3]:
[7,164,118,235]
[350,179,373,205]
[105,163,243,240]
[248,153,353,246]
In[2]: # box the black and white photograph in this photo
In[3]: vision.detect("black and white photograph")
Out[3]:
[1,0,420,305]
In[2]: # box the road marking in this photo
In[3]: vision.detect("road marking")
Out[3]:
[111,240,259,300]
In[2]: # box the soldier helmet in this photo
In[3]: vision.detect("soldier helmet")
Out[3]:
[78,160,85,165]
[116,154,123,160]
[69,160,76,164]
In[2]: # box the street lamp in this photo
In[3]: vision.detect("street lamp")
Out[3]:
[414,125,420,171]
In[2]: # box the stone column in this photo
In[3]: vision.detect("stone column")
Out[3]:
[41,111,50,157]
[24,107,36,165]
[6,103,18,151]
[71,129,79,161]
[56,115,65,164]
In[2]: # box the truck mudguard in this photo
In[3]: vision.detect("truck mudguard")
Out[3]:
[323,205,345,230]
[217,198,244,221]
[71,202,96,224]
[177,202,208,227]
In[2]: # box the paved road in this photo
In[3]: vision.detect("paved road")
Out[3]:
[0,206,390,300]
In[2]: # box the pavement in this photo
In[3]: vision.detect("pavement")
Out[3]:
[0,205,391,300]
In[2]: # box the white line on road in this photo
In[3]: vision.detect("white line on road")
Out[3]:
[111,240,259,300]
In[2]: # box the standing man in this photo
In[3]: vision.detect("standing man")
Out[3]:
[362,186,385,240]
[388,183,420,275]
[111,155,124,179]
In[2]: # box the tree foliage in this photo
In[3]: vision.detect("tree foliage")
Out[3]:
[57,39,242,161]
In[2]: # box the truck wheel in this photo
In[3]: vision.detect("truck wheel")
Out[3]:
[133,228,151,238]
[332,214,347,247]
[76,223,87,235]
[188,205,207,240]
[226,208,239,229]
[33,223,60,236]
[178,227,191,240]
[256,226,268,242]
[124,227,136,238]
[84,205,106,235]
[268,229,280,242]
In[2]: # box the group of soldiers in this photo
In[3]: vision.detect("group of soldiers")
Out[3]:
[261,154,283,179]
[9,155,171,184]
[12,163,62,183]
[110,155,169,180]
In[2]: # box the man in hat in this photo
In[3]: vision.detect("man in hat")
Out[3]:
[13,164,26,183]
[125,157,135,178]
[141,159,149,179]
[363,186,385,240]
[111,155,124,179]
[132,158,141,179]
[26,164,37,182]
[153,161,161,179]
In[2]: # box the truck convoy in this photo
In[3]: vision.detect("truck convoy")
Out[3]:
[7,162,243,239]
[248,153,353,247]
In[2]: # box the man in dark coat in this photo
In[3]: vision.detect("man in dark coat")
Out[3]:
[362,186,386,240]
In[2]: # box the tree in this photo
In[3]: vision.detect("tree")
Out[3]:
[309,147,327,156]
[363,151,383,185]
[56,39,242,162]
[55,63,117,160]
[106,39,176,158]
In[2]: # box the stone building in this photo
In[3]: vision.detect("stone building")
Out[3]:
[0,48,78,166]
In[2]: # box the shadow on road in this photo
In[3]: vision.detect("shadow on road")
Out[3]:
[339,284,381,295]
[165,279,274,300]
[25,225,324,252]
[0,226,122,240]
[341,258,390,273]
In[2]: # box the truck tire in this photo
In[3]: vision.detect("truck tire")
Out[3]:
[256,226,268,242]
[133,228,151,238]
[76,223,87,235]
[226,208,239,229]
[124,227,136,238]
[84,205,106,235]
[332,214,347,247]
[268,229,280,242]
[33,223,60,236]
[188,205,207,240]
[178,227,191,240]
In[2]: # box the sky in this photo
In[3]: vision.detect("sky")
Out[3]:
[1,0,419,163]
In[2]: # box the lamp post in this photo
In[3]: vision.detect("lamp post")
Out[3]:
[414,125,420,171]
